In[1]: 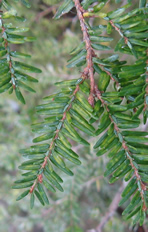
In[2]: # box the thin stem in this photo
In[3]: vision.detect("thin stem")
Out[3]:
[88,182,125,232]
[73,0,95,107]
[144,49,148,111]
[35,6,56,22]
[41,197,68,217]
[106,0,111,5]
[95,85,147,212]
[99,63,119,84]
[109,20,128,44]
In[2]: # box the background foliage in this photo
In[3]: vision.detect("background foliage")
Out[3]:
[0,0,148,231]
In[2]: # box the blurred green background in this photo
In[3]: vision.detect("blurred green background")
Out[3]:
[0,0,147,231]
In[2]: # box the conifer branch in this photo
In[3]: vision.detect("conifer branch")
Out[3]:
[29,76,86,194]
[94,85,147,212]
[12,0,148,226]
[0,13,16,89]
[0,2,41,103]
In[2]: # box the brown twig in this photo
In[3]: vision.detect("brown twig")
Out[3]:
[73,0,95,107]
[87,182,125,232]
[109,20,128,44]
[35,6,56,22]
[144,49,148,111]
[99,63,119,84]
[83,176,103,188]
[73,1,120,88]
[41,197,68,217]
[106,0,111,5]
[94,85,147,212]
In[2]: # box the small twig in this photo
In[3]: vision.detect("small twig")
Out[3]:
[73,0,95,107]
[109,20,128,44]
[144,49,148,112]
[87,182,125,232]
[106,0,111,5]
[99,63,118,84]
[143,225,148,232]
[35,6,56,22]
[41,197,68,217]
[121,0,128,6]
[83,176,103,188]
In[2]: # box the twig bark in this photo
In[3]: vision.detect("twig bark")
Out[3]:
[41,197,68,217]
[109,20,128,45]
[73,0,95,107]
[35,6,56,22]
[83,176,103,188]
[87,182,125,232]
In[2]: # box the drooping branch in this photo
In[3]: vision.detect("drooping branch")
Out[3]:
[29,75,86,194]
